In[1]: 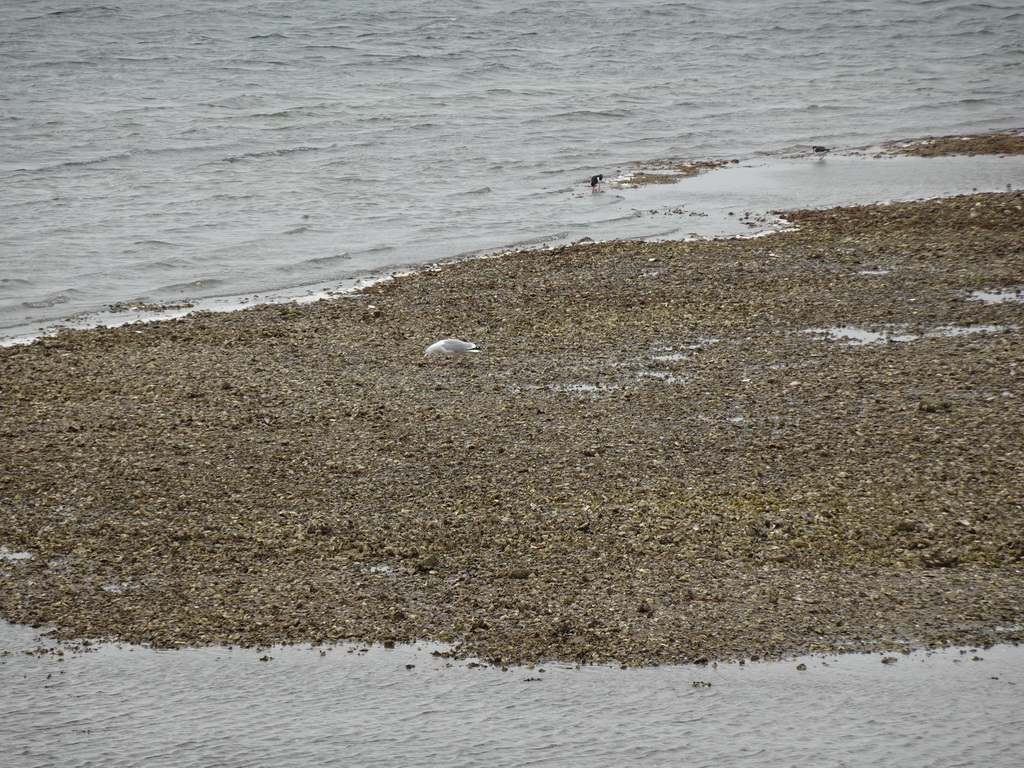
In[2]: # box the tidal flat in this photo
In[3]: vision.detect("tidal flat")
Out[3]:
[2,184,1022,666]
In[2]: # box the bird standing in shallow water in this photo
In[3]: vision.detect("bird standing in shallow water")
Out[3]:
[423,338,481,364]
[812,145,831,160]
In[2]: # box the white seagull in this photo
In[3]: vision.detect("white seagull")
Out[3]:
[423,338,481,363]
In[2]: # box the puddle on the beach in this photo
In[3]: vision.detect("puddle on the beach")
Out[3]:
[970,287,1024,305]
[510,381,613,397]
[362,562,398,575]
[636,370,681,384]
[2,619,1022,768]
[928,324,1013,337]
[503,381,620,397]
[805,323,1014,345]
[649,339,720,363]
[805,326,919,344]
[555,382,614,394]
[505,356,692,397]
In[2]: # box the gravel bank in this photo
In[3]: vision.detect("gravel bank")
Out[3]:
[879,130,1024,157]
[2,185,1023,666]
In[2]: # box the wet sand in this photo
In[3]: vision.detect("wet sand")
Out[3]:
[2,144,1023,666]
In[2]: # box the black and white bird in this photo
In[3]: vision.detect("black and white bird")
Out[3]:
[812,145,831,159]
[590,173,603,191]
[423,338,481,363]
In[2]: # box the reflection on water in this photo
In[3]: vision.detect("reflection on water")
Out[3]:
[2,621,1022,767]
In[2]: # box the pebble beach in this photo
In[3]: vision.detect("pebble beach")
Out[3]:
[2,136,1023,667]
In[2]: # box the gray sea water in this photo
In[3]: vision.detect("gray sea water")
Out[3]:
[2,620,1023,768]
[2,0,1023,341]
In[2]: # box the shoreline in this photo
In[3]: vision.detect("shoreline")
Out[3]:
[2,151,1023,666]
[4,130,1023,347]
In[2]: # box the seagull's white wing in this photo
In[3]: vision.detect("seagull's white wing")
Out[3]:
[424,338,481,357]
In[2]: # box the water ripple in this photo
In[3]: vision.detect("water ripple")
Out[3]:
[2,0,1022,340]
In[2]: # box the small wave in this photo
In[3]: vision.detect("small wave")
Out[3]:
[320,168,386,184]
[220,144,336,164]
[365,244,398,254]
[545,109,632,122]
[300,43,358,51]
[130,240,178,249]
[155,278,225,294]
[140,259,187,271]
[411,17,460,32]
[203,193,256,202]
[302,253,352,266]
[994,41,1024,55]
[277,253,353,273]
[35,5,123,19]
[23,293,78,309]
[19,141,244,174]
[503,233,569,250]
[529,186,574,197]
[0,278,33,295]
[23,151,134,173]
